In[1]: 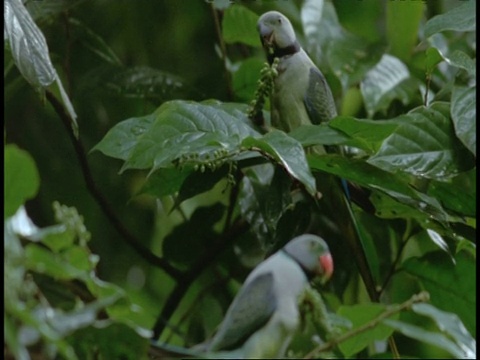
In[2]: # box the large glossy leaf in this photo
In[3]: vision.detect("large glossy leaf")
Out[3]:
[383,319,474,359]
[289,124,352,148]
[329,116,400,153]
[117,101,259,171]
[242,130,317,196]
[402,251,475,337]
[424,0,476,38]
[92,113,156,161]
[301,0,385,90]
[308,155,449,222]
[412,303,476,358]
[222,5,260,47]
[368,102,474,180]
[360,54,418,117]
[4,145,40,219]
[451,86,476,154]
[337,303,398,357]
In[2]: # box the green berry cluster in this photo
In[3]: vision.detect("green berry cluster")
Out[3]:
[247,57,279,126]
[53,201,91,246]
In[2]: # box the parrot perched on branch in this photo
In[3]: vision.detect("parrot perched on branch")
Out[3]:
[256,11,378,302]
[149,234,333,359]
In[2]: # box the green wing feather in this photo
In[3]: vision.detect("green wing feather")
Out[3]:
[304,67,337,125]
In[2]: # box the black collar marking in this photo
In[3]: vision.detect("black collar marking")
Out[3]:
[267,40,301,64]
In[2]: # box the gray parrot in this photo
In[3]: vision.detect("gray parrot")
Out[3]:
[257,10,337,134]
[256,11,378,304]
[202,234,333,358]
[148,234,333,359]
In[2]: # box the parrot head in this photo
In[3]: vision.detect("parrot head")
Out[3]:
[257,11,299,57]
[283,234,334,283]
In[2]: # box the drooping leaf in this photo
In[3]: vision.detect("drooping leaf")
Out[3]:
[242,130,317,196]
[451,86,476,154]
[368,102,474,180]
[424,0,476,38]
[4,0,56,87]
[139,167,193,199]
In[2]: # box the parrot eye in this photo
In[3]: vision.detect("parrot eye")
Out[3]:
[277,18,282,24]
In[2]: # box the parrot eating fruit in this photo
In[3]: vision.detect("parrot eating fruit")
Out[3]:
[257,10,337,133]
[201,234,333,358]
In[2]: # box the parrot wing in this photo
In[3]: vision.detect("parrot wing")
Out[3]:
[304,67,337,125]
[209,272,277,351]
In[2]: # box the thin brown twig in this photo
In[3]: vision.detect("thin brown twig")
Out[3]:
[45,89,183,280]
[304,291,430,359]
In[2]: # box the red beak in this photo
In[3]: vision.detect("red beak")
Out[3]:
[319,253,334,281]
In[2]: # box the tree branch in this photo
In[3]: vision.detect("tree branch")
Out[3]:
[304,291,430,359]
[45,89,183,280]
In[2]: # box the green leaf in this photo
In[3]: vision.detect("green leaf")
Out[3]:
[445,50,476,77]
[412,303,476,359]
[368,102,474,180]
[402,251,476,337]
[4,0,56,87]
[386,0,424,61]
[337,303,398,357]
[360,54,418,117]
[122,100,259,171]
[289,124,352,148]
[4,145,40,218]
[451,86,476,154]
[383,319,473,359]
[92,113,156,161]
[222,5,260,47]
[242,130,317,196]
[329,116,400,153]
[424,1,476,38]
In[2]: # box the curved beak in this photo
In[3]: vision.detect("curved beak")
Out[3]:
[258,23,274,47]
[319,253,334,282]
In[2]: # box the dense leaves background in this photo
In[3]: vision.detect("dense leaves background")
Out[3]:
[4,0,476,359]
